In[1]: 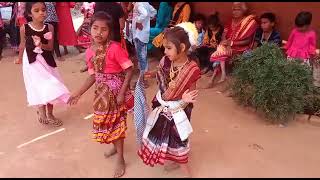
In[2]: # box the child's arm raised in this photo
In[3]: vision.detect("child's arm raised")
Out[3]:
[68,74,96,105]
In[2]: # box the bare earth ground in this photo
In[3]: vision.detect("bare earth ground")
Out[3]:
[1,12,320,178]
[1,46,320,178]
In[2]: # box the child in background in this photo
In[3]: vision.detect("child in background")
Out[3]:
[132,2,157,88]
[20,2,70,126]
[194,13,206,48]
[68,12,134,178]
[285,11,316,65]
[253,12,281,48]
[196,13,223,74]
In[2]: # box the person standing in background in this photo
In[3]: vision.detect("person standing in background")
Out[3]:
[56,2,78,57]
[44,2,64,61]
[12,2,27,64]
[132,2,157,88]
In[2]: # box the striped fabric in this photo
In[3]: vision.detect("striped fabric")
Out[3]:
[133,74,149,146]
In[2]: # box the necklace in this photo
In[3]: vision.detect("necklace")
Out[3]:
[260,31,272,44]
[93,41,111,72]
[169,59,189,89]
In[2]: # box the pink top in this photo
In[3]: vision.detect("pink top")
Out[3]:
[285,28,317,60]
[86,41,133,75]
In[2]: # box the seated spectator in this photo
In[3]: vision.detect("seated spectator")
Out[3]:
[152,2,191,48]
[253,12,281,48]
[207,2,258,88]
[193,13,206,48]
[195,13,223,75]
[284,11,316,66]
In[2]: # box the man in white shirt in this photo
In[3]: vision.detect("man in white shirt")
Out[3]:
[132,2,157,87]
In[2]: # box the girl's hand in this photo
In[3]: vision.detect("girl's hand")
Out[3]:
[182,89,198,104]
[67,94,81,105]
[116,93,125,105]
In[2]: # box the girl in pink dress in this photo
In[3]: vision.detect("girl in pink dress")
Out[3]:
[68,11,134,178]
[285,11,317,65]
[56,2,77,55]
[20,2,70,126]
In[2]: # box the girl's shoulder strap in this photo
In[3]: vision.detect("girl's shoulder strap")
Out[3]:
[24,23,32,35]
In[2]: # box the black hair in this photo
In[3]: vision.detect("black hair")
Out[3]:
[163,26,200,64]
[207,12,223,44]
[164,26,191,54]
[24,2,46,22]
[90,11,114,41]
[260,12,276,23]
[193,13,206,23]
[295,11,312,27]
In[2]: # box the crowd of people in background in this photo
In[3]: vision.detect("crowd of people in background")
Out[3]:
[0,2,319,178]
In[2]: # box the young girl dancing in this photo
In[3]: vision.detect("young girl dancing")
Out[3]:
[136,22,201,178]
[68,11,134,178]
[285,11,317,65]
[20,2,70,126]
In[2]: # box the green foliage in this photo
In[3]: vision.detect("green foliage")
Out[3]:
[231,43,314,123]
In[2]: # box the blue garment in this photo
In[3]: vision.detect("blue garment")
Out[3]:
[134,38,148,72]
[254,28,281,47]
[197,29,205,46]
[133,74,149,146]
[147,2,173,50]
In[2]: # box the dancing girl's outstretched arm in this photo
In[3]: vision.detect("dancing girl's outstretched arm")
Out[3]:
[68,74,96,105]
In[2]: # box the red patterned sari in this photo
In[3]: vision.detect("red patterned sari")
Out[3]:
[138,56,201,166]
[211,14,258,62]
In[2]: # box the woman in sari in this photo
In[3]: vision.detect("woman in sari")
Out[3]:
[137,23,200,177]
[76,2,95,51]
[206,2,258,88]
[147,2,173,51]
[152,2,191,48]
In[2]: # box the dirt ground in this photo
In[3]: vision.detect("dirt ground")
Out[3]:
[1,11,320,177]
[1,46,320,178]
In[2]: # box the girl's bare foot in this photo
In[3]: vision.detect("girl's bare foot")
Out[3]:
[63,46,69,55]
[14,59,22,64]
[104,148,117,158]
[114,157,126,178]
[80,66,88,73]
[37,111,49,124]
[164,162,180,172]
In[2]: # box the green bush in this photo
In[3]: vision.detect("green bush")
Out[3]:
[231,43,314,123]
